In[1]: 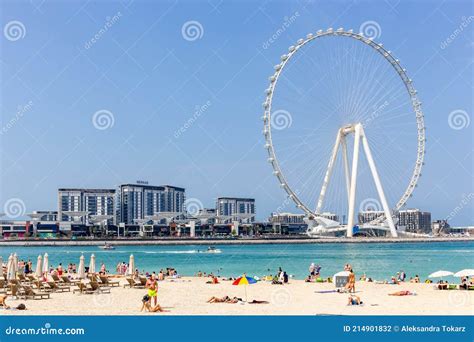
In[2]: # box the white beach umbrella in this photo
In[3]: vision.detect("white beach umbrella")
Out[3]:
[428,270,453,278]
[35,255,43,277]
[453,269,474,278]
[12,253,18,273]
[0,255,3,269]
[89,254,96,274]
[128,254,135,276]
[42,253,49,274]
[332,270,350,284]
[78,254,85,279]
[6,255,15,280]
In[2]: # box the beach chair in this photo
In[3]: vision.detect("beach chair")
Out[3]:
[23,285,50,300]
[90,281,110,294]
[73,282,94,294]
[47,281,71,293]
[61,275,80,285]
[139,276,147,286]
[18,273,30,284]
[0,279,6,294]
[99,276,120,287]
[51,274,62,283]
[124,277,144,288]
[7,284,26,299]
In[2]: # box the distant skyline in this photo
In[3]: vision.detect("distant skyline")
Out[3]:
[0,0,472,225]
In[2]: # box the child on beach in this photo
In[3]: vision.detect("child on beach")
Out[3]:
[140,295,167,312]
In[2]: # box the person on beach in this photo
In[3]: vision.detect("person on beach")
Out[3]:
[347,295,363,306]
[146,275,158,306]
[0,294,10,309]
[389,290,416,296]
[309,263,315,276]
[140,295,167,312]
[410,275,420,283]
[345,269,356,293]
[58,263,63,276]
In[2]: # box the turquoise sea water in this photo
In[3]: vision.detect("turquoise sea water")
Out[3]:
[2,241,473,280]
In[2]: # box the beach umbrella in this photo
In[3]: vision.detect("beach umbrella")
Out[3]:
[128,254,135,276]
[89,254,96,274]
[0,256,3,270]
[332,270,350,284]
[78,254,85,279]
[12,253,18,273]
[6,255,15,280]
[232,275,257,302]
[428,270,453,278]
[35,255,43,278]
[42,253,49,274]
[453,269,474,278]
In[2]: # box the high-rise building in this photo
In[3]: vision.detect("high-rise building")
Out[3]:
[117,184,185,224]
[358,210,384,224]
[216,197,255,223]
[58,188,116,224]
[398,209,431,234]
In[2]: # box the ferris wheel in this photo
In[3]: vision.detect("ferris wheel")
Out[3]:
[262,28,425,237]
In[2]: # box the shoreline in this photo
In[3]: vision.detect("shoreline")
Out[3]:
[0,236,472,247]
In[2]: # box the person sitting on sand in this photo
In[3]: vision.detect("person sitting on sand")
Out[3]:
[0,294,10,309]
[410,275,420,283]
[389,290,416,296]
[347,295,363,306]
[390,277,399,285]
[140,295,167,312]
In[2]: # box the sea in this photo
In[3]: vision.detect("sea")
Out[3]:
[2,241,473,280]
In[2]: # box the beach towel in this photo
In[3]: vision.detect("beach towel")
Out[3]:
[315,290,336,294]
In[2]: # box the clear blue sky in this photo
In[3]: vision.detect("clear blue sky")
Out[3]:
[0,0,472,225]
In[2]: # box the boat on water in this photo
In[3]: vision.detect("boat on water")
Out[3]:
[100,243,115,250]
[205,246,221,254]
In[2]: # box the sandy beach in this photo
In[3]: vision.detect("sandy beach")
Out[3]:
[2,277,473,316]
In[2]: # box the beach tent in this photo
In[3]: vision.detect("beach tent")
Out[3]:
[428,270,453,278]
[128,254,135,276]
[6,254,15,280]
[89,254,96,274]
[78,254,85,279]
[333,271,350,287]
[232,275,257,302]
[35,255,43,278]
[453,269,474,277]
[42,253,49,274]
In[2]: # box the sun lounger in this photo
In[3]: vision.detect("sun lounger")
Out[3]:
[99,276,120,287]
[90,281,110,294]
[7,284,26,299]
[73,282,94,294]
[61,275,80,284]
[47,281,71,293]
[139,276,147,286]
[23,285,50,300]
[124,277,144,288]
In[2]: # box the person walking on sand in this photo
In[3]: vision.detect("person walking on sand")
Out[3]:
[146,275,158,306]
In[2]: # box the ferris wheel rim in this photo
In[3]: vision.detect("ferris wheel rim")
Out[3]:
[262,28,426,220]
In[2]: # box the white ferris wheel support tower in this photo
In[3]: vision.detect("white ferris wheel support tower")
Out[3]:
[315,123,398,238]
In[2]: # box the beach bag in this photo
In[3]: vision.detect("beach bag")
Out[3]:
[16,304,26,310]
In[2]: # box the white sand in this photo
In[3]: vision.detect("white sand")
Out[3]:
[2,277,473,315]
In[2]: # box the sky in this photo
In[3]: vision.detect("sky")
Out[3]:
[0,0,472,225]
